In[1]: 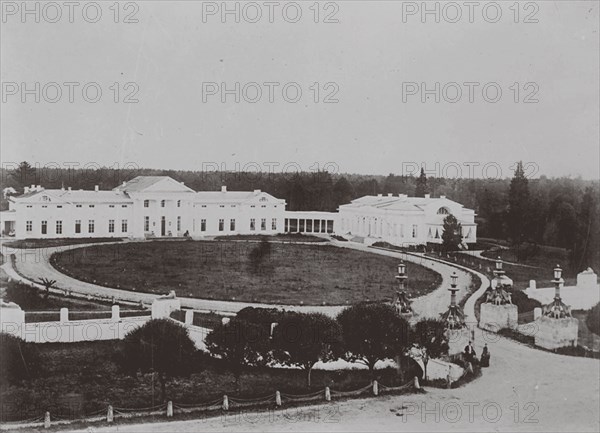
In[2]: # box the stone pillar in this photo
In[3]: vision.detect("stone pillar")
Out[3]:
[577,268,598,289]
[60,308,69,323]
[185,310,194,326]
[111,305,120,322]
[0,301,25,338]
[151,296,181,319]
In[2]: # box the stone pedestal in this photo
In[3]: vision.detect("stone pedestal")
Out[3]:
[577,268,598,290]
[479,303,518,332]
[0,301,25,337]
[111,305,120,322]
[534,316,579,350]
[151,297,181,319]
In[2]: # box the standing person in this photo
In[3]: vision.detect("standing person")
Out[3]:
[463,340,476,363]
[481,344,490,367]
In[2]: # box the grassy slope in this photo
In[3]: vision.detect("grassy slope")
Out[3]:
[52,241,442,305]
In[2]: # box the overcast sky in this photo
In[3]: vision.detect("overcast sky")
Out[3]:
[1,1,598,179]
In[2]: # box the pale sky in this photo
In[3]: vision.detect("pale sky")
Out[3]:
[1,1,599,179]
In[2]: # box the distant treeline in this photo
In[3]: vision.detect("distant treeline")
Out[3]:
[1,163,598,270]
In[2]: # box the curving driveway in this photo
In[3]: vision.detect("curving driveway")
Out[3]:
[3,240,467,319]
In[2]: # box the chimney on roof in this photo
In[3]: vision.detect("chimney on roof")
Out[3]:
[36,185,41,191]
[254,189,261,194]
[68,187,71,192]
[30,184,35,190]
[377,193,382,197]
[425,194,431,199]
[387,193,393,197]
[24,186,29,194]
[94,185,99,192]
[122,181,126,187]
[61,186,65,192]
[440,195,446,199]
[399,194,407,199]
[221,186,227,193]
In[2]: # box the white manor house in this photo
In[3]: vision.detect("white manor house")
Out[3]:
[0,176,477,246]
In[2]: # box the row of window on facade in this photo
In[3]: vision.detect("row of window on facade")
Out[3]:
[144,200,182,208]
[26,219,128,235]
[27,204,129,209]
[145,217,279,233]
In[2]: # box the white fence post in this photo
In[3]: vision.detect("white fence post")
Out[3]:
[414,376,420,389]
[275,391,282,407]
[372,380,378,396]
[167,401,173,417]
[44,411,50,428]
[185,310,194,326]
[107,405,114,422]
[222,395,229,411]
[60,308,68,323]
[325,387,331,401]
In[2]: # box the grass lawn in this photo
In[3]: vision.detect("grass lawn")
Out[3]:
[3,237,123,249]
[0,341,418,423]
[52,241,442,305]
[480,244,573,269]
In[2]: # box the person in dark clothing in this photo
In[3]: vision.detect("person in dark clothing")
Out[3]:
[464,341,476,363]
[480,344,490,367]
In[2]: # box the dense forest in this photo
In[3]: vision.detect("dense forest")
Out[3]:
[1,162,598,271]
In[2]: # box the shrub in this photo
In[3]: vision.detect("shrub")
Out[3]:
[586,302,600,337]
[510,290,542,314]
[337,302,411,376]
[116,319,198,401]
[272,312,343,387]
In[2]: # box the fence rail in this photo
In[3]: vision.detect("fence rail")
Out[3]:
[0,379,417,430]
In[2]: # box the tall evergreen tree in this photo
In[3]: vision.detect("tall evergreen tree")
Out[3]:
[507,161,530,244]
[441,214,463,251]
[414,168,429,197]
[11,161,36,191]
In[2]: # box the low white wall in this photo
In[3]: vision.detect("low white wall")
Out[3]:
[525,285,599,310]
[2,316,151,344]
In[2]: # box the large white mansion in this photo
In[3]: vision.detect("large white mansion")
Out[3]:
[0,176,476,246]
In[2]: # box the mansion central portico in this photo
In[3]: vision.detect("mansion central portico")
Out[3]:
[1,176,476,246]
